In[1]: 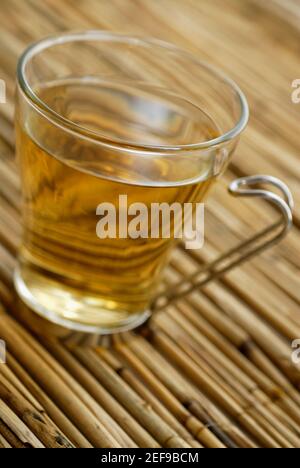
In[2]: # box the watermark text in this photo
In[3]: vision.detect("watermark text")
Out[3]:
[96,195,205,250]
[0,79,6,104]
[291,79,300,104]
[0,340,6,364]
[291,339,300,365]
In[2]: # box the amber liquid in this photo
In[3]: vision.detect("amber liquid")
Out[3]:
[15,79,219,332]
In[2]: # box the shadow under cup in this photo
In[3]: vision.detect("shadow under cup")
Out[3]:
[14,31,248,334]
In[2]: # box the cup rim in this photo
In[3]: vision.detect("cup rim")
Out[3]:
[17,30,249,154]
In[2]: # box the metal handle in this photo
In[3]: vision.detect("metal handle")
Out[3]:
[151,175,294,313]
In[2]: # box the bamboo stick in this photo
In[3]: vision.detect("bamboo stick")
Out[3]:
[122,334,257,448]
[0,399,44,448]
[0,374,74,448]
[163,267,300,403]
[164,259,300,388]
[99,348,203,448]
[149,327,280,447]
[204,283,300,386]
[172,299,300,427]
[73,347,192,449]
[0,432,12,448]
[42,338,157,448]
[114,340,230,448]
[8,319,133,448]
[0,309,121,448]
[0,419,30,448]
[6,352,92,448]
[154,311,300,447]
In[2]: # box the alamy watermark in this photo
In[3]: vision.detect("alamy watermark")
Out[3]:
[96,195,205,250]
[0,79,6,104]
[0,340,6,364]
[291,79,300,104]
[291,339,300,365]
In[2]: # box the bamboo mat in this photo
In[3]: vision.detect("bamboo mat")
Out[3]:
[0,0,299,448]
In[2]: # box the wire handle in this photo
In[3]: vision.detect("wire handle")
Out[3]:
[151,175,294,313]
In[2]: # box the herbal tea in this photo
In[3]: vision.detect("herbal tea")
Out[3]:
[15,79,219,331]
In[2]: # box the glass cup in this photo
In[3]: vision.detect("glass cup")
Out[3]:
[15,31,248,334]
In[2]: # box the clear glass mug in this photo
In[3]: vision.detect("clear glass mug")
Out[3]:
[15,31,248,334]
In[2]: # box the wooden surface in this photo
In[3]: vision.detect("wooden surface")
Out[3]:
[0,0,300,448]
